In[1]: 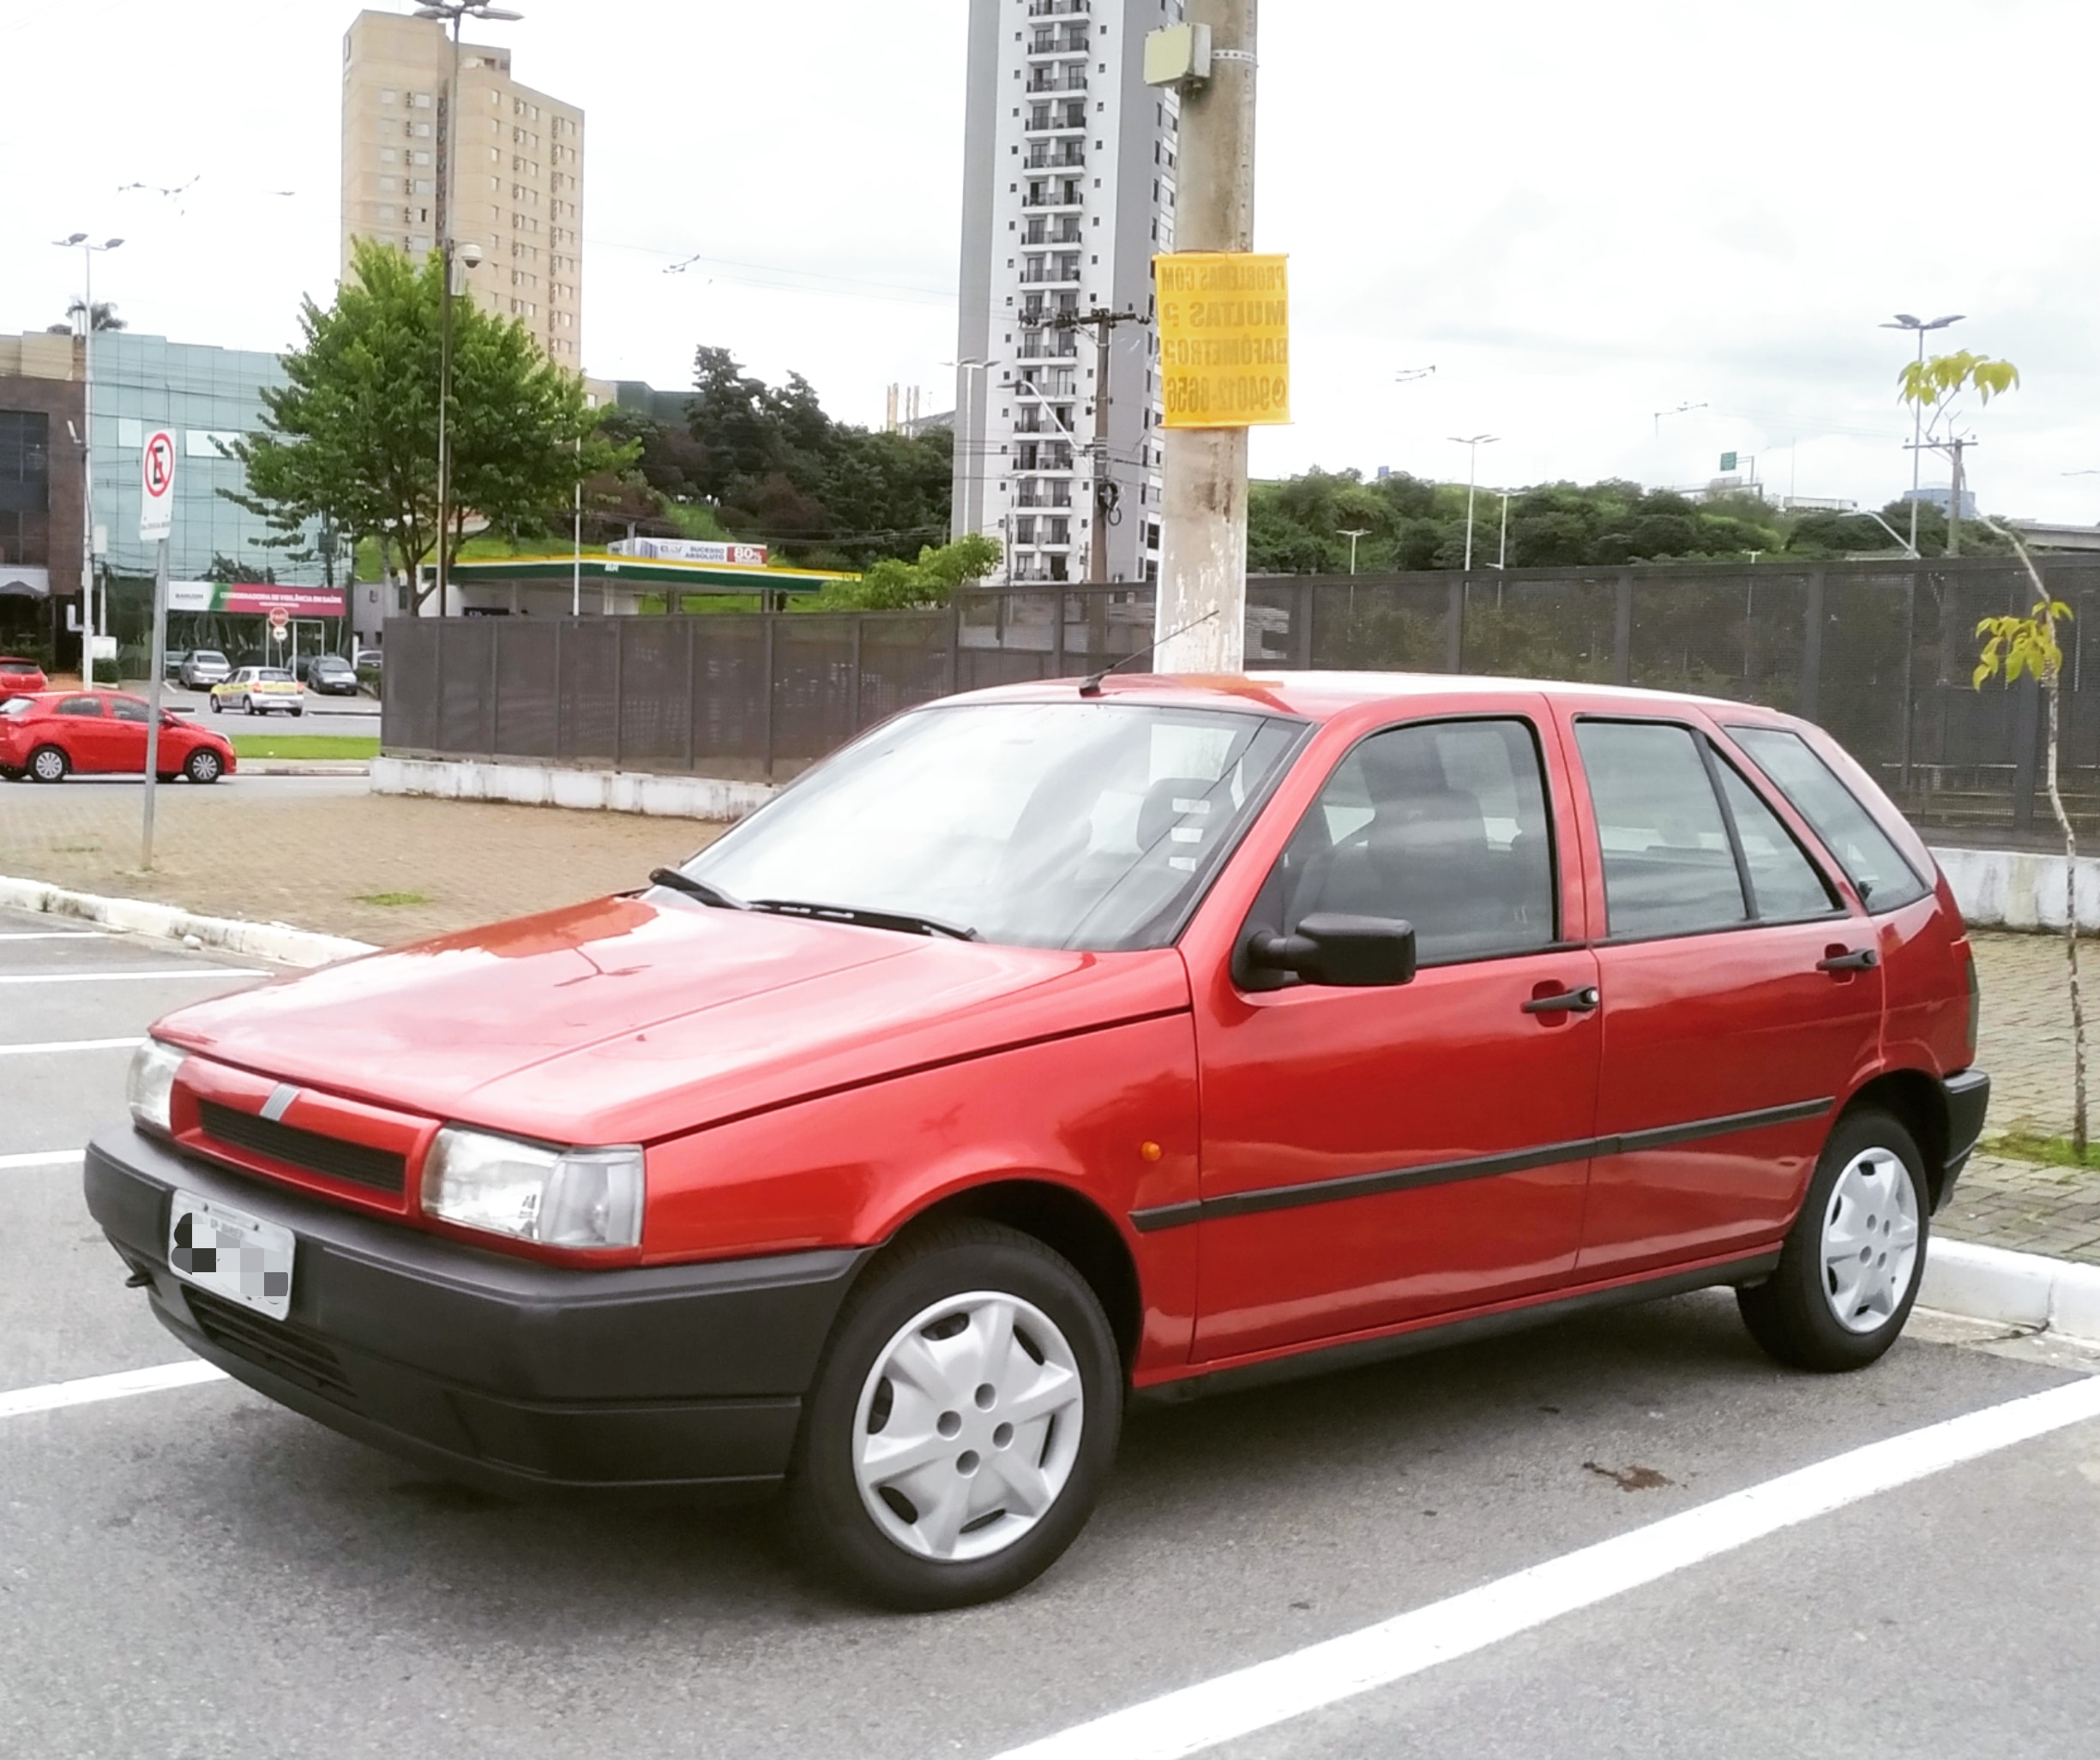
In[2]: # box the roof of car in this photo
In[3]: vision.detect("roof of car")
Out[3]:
[956,670,1802,725]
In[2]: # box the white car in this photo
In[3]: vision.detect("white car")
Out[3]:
[178,649,232,690]
[209,666,305,718]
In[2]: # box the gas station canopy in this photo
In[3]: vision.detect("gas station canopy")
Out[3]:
[448,554,853,616]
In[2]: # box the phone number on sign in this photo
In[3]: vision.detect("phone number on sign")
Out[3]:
[1162,371,1291,425]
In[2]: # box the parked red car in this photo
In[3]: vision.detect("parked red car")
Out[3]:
[0,655,48,695]
[87,674,1987,1607]
[0,690,236,784]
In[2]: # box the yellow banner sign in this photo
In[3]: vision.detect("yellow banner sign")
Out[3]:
[1154,252,1291,429]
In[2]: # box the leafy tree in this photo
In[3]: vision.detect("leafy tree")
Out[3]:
[204,553,277,585]
[1898,350,2019,558]
[228,240,624,613]
[47,301,124,334]
[815,534,1002,610]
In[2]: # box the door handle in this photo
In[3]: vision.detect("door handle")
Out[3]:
[1523,985,1600,1014]
[1816,948,1879,973]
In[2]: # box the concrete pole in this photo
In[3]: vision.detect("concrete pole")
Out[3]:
[1153,0,1256,675]
[1947,438,1964,559]
[81,244,97,687]
[1906,327,1927,559]
[1091,318,1111,584]
[141,537,168,869]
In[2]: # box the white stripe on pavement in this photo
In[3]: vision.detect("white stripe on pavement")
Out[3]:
[0,969,259,985]
[0,1150,84,1171]
[0,930,106,941]
[990,1373,2100,1760]
[0,1359,227,1421]
[0,1036,143,1057]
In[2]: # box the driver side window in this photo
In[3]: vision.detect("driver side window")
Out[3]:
[1283,718,1557,965]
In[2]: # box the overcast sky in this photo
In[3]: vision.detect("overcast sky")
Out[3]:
[5,0,2095,520]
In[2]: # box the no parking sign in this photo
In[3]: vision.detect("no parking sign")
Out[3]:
[141,429,176,542]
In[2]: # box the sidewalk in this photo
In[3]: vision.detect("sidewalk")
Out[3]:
[1,778,2092,1264]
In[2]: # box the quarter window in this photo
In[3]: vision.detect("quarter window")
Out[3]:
[1575,721,1747,937]
[1715,760,1837,920]
[1283,718,1555,964]
[1726,726,1931,911]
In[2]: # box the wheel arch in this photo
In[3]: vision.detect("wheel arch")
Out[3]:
[877,1177,1144,1374]
[1842,1068,1951,1208]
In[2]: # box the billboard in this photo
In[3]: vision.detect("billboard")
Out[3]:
[606,538,770,567]
[167,582,347,616]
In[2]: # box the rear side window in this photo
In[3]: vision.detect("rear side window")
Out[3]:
[1726,726,1930,911]
[1714,760,1838,920]
[1575,721,1747,937]
[1285,718,1556,964]
[111,699,148,724]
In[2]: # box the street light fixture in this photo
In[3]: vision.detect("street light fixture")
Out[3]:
[1448,434,1498,573]
[51,232,123,684]
[1881,313,1964,560]
[412,3,522,614]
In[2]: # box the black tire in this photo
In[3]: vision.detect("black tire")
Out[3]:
[1738,1107,1929,1373]
[244,696,259,717]
[26,745,68,784]
[208,697,221,714]
[787,1219,1122,1611]
[184,748,223,785]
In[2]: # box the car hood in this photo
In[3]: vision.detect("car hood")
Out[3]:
[153,894,1191,1144]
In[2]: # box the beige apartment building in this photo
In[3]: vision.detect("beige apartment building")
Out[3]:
[340,9,583,366]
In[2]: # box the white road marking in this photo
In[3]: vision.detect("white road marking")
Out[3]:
[0,969,259,985]
[990,1373,2100,1760]
[0,1150,84,1171]
[0,1359,227,1421]
[0,1036,144,1057]
[0,930,106,941]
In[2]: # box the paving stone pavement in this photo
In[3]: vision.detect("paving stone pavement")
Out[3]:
[3,780,2093,1262]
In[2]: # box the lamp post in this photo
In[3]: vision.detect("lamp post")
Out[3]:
[1881,313,1964,559]
[1338,527,1370,574]
[1448,435,1497,573]
[52,233,122,684]
[413,3,520,616]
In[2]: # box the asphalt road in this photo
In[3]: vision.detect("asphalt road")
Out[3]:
[3,904,2096,1760]
[153,681,382,742]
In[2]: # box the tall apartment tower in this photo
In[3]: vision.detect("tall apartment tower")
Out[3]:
[340,9,584,367]
[952,0,1182,584]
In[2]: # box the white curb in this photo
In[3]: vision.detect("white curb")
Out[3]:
[0,875,374,970]
[371,754,775,821]
[1922,1235,2100,1345]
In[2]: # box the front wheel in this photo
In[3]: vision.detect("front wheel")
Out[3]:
[184,748,223,785]
[208,697,221,714]
[788,1220,1122,1610]
[1738,1107,1927,1373]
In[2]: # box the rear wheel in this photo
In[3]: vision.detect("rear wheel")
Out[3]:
[1738,1107,1927,1372]
[27,745,69,784]
[184,748,223,785]
[208,696,221,714]
[788,1220,1121,1610]
[245,695,260,716]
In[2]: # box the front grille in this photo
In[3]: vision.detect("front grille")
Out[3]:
[184,1288,355,1402]
[198,1100,406,1195]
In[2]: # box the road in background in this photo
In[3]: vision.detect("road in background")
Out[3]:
[1,904,2097,1758]
[152,681,381,742]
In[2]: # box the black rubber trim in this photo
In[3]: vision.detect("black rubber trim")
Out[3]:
[1938,1067,1991,1208]
[1129,1096,1834,1232]
[197,1099,406,1194]
[1136,1250,1784,1403]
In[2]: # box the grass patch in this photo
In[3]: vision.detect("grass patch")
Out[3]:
[353,891,431,908]
[227,734,379,760]
[1983,1128,2100,1172]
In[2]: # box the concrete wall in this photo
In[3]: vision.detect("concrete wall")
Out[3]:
[1932,845,2100,934]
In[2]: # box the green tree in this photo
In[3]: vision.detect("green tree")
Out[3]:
[1898,350,2019,558]
[228,240,623,613]
[816,533,1002,610]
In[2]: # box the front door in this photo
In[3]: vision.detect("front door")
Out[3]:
[1561,713,1884,1277]
[1189,709,1603,1363]
[106,696,151,772]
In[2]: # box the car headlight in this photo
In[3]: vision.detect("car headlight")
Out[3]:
[127,1038,186,1135]
[421,1126,644,1249]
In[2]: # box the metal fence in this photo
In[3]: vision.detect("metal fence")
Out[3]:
[382,555,2100,836]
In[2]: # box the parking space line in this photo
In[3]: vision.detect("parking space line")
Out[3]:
[0,1150,84,1170]
[0,930,106,941]
[0,1037,144,1057]
[990,1373,2100,1760]
[0,1359,227,1421]
[0,969,262,986]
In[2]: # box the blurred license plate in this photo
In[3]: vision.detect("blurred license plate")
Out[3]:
[167,1190,294,1322]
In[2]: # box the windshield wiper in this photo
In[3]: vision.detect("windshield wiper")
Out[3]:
[647,868,749,910]
[748,898,978,941]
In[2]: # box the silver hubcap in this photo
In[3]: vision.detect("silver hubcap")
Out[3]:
[1820,1147,1921,1334]
[32,751,62,780]
[193,754,217,780]
[852,1290,1083,1564]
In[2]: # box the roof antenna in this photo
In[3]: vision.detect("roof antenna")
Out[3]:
[1077,607,1221,697]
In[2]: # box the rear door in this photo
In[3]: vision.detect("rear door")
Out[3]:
[1561,712,1882,1278]
[51,694,111,770]
[1187,703,1603,1361]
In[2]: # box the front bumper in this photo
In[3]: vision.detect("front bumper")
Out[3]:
[1937,1067,1991,1210]
[85,1128,869,1499]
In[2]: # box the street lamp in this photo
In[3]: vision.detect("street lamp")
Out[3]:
[1881,313,1964,560]
[413,3,521,615]
[52,233,122,684]
[1448,434,1498,572]
[1338,527,1370,574]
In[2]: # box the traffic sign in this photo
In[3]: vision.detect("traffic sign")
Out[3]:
[141,429,177,541]
[268,606,290,634]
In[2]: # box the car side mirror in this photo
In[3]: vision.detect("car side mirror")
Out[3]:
[1244,913,1417,988]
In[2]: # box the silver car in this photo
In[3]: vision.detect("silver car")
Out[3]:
[178,650,232,689]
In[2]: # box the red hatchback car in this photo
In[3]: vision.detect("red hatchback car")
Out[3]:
[0,655,48,695]
[0,690,235,784]
[87,675,1988,1607]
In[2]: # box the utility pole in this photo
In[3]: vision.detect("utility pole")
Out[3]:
[1946,436,1968,558]
[1338,527,1369,574]
[1151,0,1257,674]
[1882,313,1964,560]
[1052,305,1145,582]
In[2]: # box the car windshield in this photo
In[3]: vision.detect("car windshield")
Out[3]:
[678,700,1304,951]
[195,652,226,664]
[258,670,293,682]
[314,657,350,671]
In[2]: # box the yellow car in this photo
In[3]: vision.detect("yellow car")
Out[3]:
[209,666,305,718]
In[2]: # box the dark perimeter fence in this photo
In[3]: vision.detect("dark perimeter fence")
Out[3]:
[381,556,2100,838]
